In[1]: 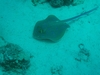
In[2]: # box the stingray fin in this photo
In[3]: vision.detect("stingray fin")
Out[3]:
[45,15,60,22]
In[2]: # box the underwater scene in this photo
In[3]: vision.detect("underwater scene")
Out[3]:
[0,0,100,75]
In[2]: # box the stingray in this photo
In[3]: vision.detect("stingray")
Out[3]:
[33,6,98,42]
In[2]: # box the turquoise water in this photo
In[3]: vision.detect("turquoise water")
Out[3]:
[0,0,100,75]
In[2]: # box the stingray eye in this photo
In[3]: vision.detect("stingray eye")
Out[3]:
[37,26,45,33]
[39,29,45,33]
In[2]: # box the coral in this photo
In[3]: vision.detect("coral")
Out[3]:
[63,0,73,6]
[31,0,39,6]
[51,65,63,75]
[31,0,46,6]
[72,0,84,6]
[48,0,74,8]
[75,44,90,62]
[49,0,64,8]
[0,43,31,75]
[31,0,84,7]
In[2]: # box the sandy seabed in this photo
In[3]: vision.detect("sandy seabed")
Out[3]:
[0,0,100,75]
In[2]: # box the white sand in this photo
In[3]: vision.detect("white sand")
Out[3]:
[0,0,100,75]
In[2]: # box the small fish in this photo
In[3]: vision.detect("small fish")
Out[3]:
[33,6,98,42]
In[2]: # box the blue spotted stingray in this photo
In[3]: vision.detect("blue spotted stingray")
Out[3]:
[33,6,98,42]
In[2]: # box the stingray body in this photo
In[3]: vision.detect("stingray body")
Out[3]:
[33,6,98,42]
[33,15,70,42]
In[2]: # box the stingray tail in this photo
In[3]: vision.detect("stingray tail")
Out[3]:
[62,6,99,22]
